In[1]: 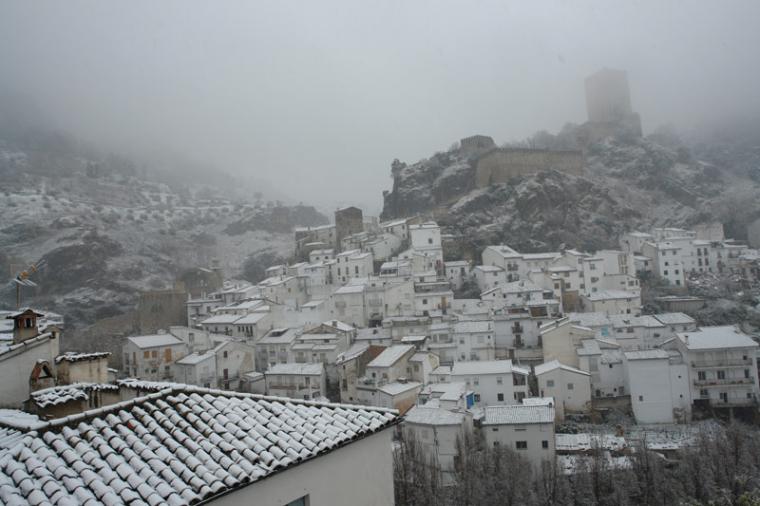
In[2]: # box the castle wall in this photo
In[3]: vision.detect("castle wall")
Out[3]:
[474,149,584,187]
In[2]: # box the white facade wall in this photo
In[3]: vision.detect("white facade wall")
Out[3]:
[212,429,394,506]
[536,368,592,419]
[483,422,555,469]
[625,357,691,424]
[0,336,59,408]
[473,266,507,292]
[450,371,528,407]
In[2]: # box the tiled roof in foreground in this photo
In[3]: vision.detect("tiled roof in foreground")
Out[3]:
[0,385,398,505]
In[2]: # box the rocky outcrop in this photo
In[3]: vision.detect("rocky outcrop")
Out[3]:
[382,127,760,260]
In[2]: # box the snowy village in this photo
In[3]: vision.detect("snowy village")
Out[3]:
[3,2,760,505]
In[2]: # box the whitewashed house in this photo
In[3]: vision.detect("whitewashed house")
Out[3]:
[0,310,60,408]
[453,320,495,362]
[667,326,760,410]
[0,386,398,505]
[449,360,530,407]
[123,333,188,381]
[265,362,327,400]
[623,349,691,424]
[534,360,592,421]
[576,339,627,399]
[403,406,472,481]
[580,290,641,315]
[481,404,556,468]
[445,260,471,290]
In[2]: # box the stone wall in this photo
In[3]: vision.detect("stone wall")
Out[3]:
[474,148,584,187]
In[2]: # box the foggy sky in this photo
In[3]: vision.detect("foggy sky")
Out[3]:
[1,1,759,214]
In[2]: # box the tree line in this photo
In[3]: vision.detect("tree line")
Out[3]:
[394,422,760,506]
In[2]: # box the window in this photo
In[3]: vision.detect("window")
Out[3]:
[717,370,726,380]
[542,440,549,449]
[638,395,644,401]
[474,394,481,402]
[515,441,528,450]
[151,350,158,358]
[546,379,555,388]
[567,383,574,390]
[496,377,503,385]
[698,371,706,380]
[143,351,150,359]
[745,369,750,379]
[497,393,504,401]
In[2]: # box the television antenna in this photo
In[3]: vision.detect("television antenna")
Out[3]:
[11,259,45,309]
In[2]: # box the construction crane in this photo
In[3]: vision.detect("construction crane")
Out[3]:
[12,259,45,309]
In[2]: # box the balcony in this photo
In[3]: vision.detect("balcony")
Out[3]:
[693,377,755,387]
[691,358,754,368]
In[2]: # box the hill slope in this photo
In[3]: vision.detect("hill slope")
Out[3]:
[382,125,760,258]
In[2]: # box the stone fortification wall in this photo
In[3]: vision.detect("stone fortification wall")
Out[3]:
[474,148,584,187]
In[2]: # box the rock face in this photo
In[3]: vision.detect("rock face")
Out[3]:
[382,125,760,259]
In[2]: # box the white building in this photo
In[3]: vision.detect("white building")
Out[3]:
[623,349,691,424]
[333,249,374,285]
[534,360,592,421]
[481,404,556,468]
[122,333,188,381]
[0,386,397,505]
[0,310,60,408]
[580,290,641,315]
[445,260,471,290]
[640,241,687,287]
[473,265,507,292]
[668,326,760,409]
[453,320,496,362]
[403,406,472,480]
[265,362,327,400]
[576,339,627,399]
[449,360,530,407]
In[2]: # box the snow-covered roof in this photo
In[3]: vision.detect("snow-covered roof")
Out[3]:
[126,334,184,349]
[335,342,370,364]
[400,335,427,343]
[653,313,695,325]
[522,397,554,407]
[54,351,111,364]
[258,328,300,345]
[608,314,664,329]
[0,386,398,504]
[0,332,54,359]
[584,290,638,301]
[482,405,555,425]
[624,349,670,361]
[30,383,119,408]
[451,360,524,376]
[677,326,758,350]
[555,433,626,452]
[175,351,215,366]
[334,284,365,295]
[377,381,421,396]
[200,314,242,325]
[320,320,355,332]
[234,313,268,325]
[404,406,466,426]
[534,360,590,377]
[367,345,415,368]
[474,265,504,272]
[267,362,324,376]
[567,312,611,328]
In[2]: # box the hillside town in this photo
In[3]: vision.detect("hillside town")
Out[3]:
[3,1,760,501]
[2,201,760,503]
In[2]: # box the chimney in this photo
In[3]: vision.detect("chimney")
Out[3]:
[10,309,43,344]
